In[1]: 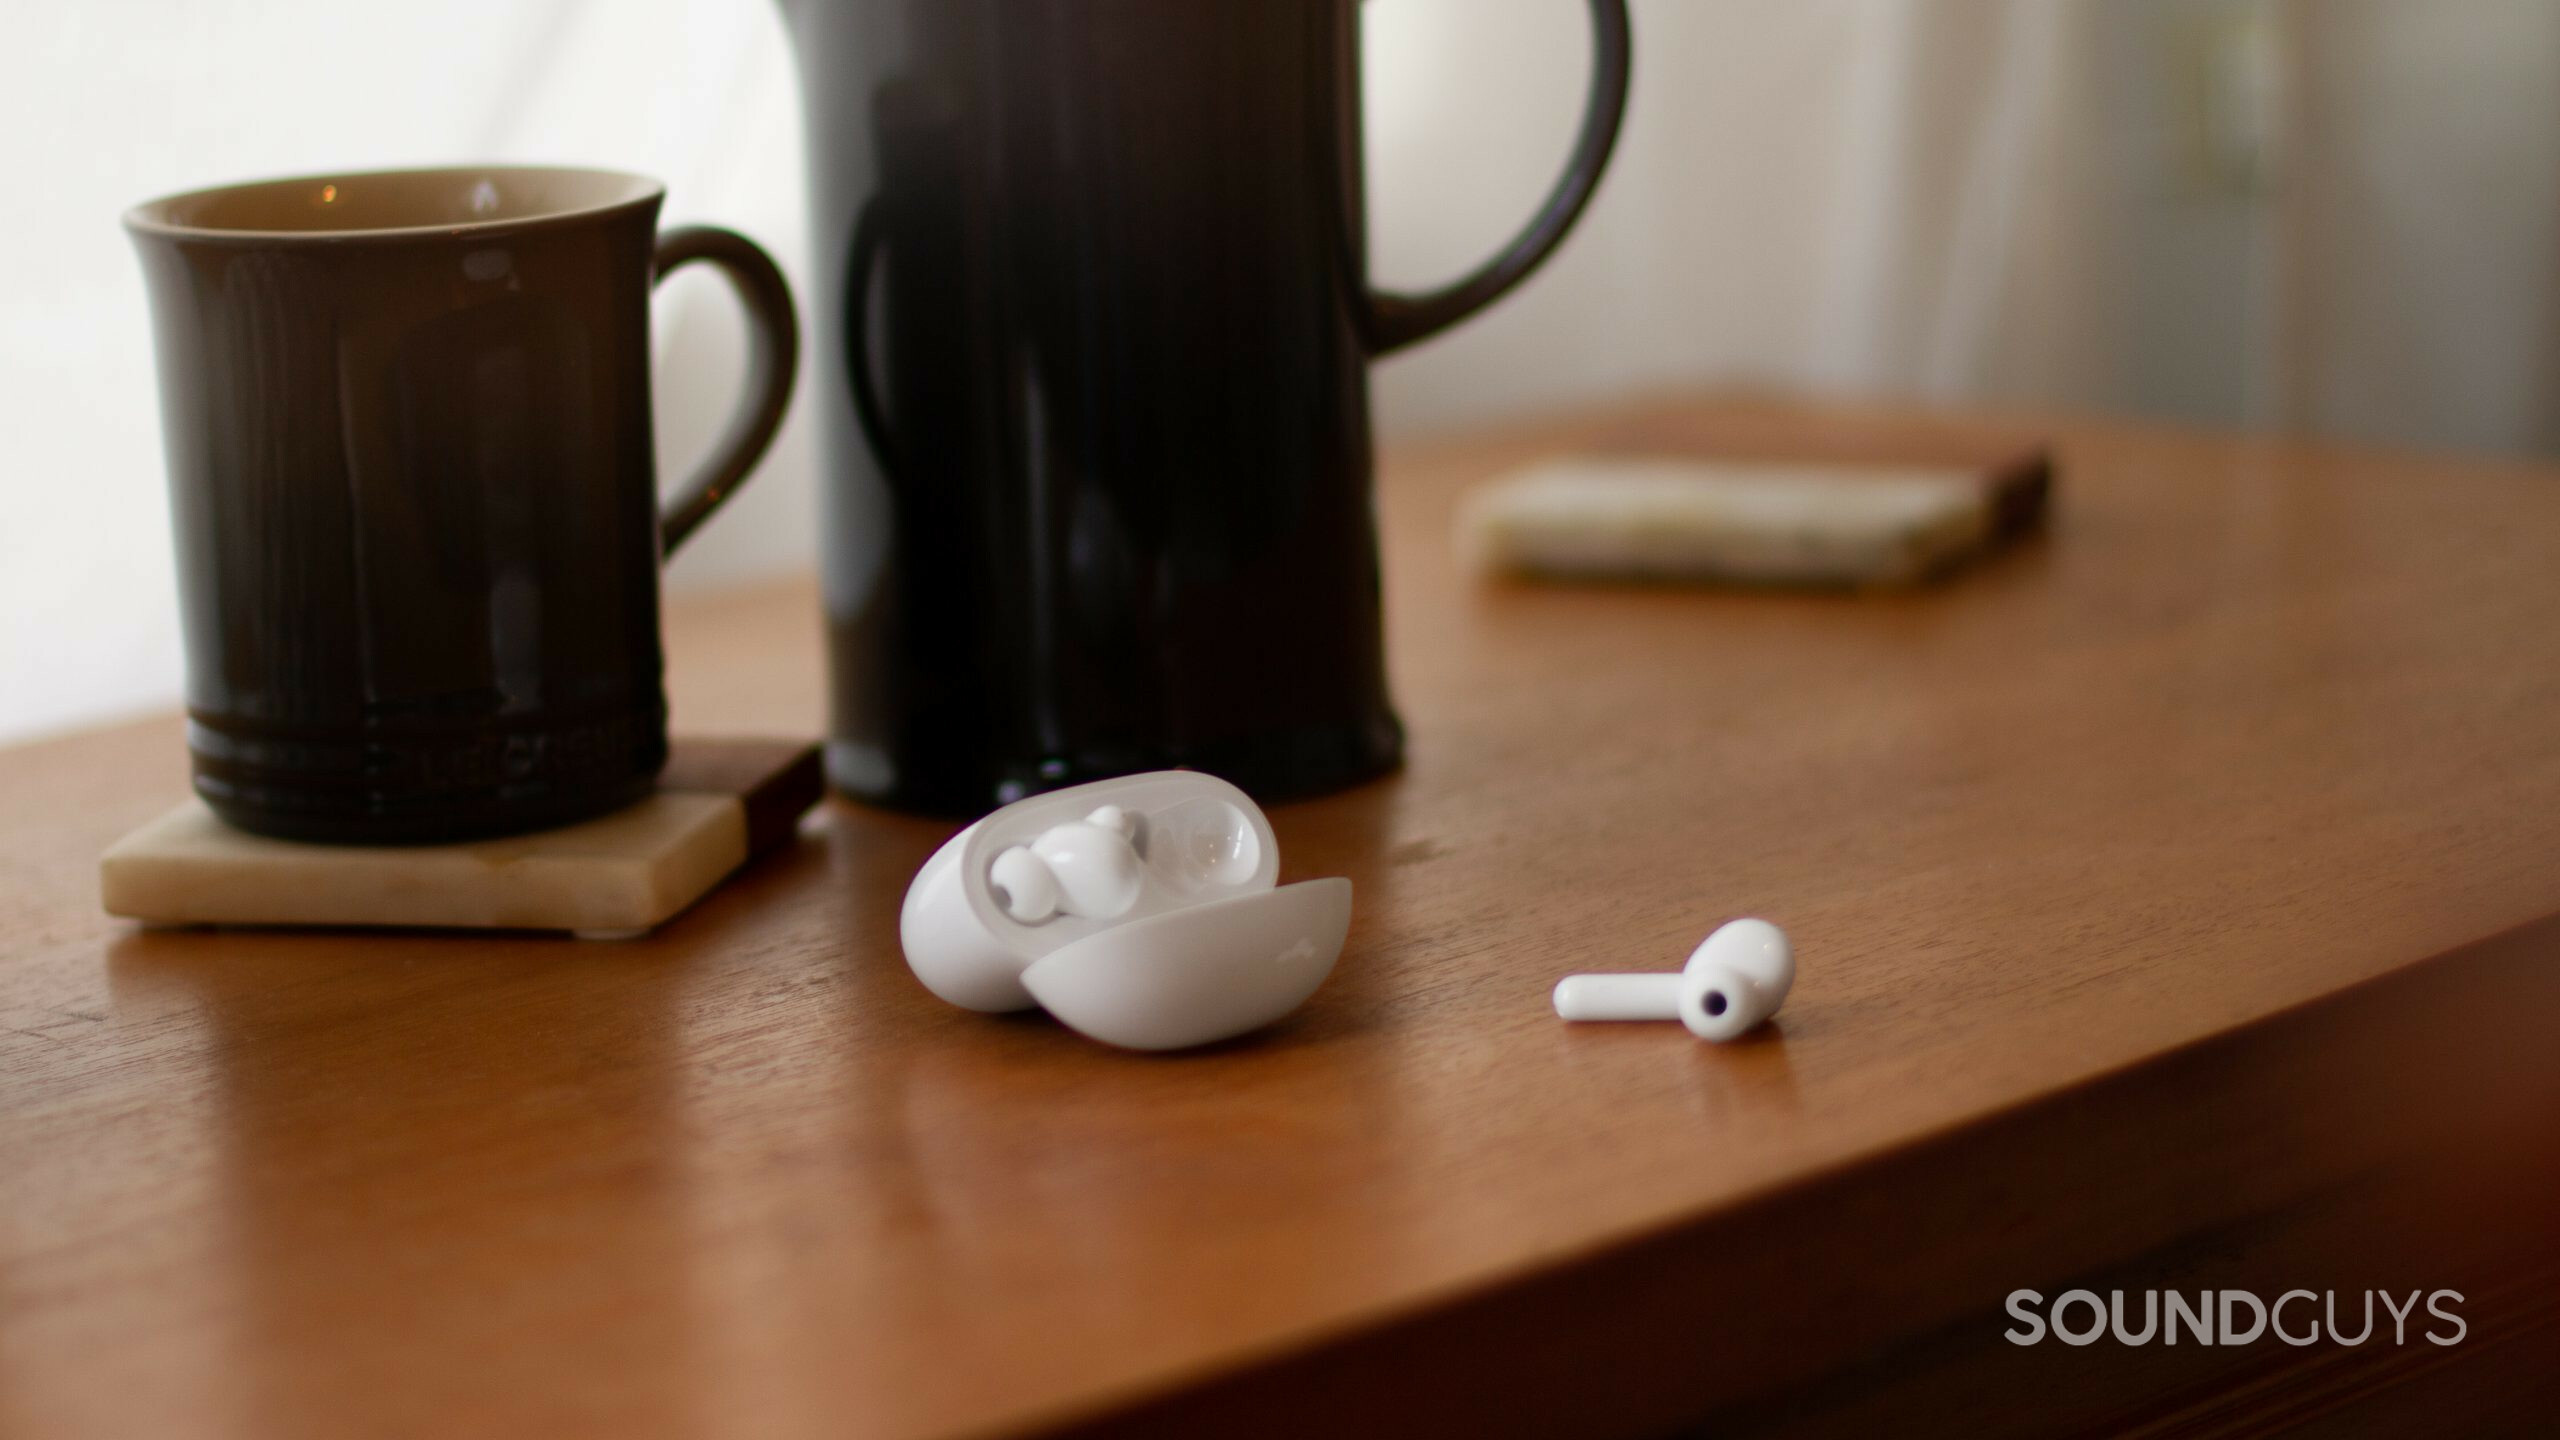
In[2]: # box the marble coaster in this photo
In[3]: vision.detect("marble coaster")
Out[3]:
[1460,446,2052,589]
[99,739,823,940]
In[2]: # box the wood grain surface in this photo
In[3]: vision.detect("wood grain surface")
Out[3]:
[4,394,2558,1438]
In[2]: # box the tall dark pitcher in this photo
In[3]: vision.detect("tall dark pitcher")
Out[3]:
[782,0,1631,813]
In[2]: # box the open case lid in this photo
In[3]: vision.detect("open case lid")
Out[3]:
[899,771,1349,1050]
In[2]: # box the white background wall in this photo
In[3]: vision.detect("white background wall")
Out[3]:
[4,0,2556,744]
[1368,0,2560,448]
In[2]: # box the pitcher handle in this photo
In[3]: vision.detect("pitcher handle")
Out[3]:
[1363,0,1632,355]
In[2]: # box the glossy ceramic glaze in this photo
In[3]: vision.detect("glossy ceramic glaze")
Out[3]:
[782,0,1631,814]
[126,167,797,843]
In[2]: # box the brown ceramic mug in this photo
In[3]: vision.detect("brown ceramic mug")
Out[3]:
[125,166,797,843]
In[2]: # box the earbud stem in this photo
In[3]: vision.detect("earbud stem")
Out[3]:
[1552,973,1682,1021]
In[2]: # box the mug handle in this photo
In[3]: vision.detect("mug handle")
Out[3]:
[1363,0,1633,355]
[652,225,801,554]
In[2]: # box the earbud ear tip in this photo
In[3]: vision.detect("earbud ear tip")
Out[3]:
[990,845,1061,923]
[1677,964,1760,1040]
[1678,918,1793,1040]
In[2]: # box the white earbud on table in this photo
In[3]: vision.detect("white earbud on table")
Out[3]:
[1552,917,1793,1040]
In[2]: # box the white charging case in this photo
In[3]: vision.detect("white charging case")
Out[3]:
[898,771,1351,1050]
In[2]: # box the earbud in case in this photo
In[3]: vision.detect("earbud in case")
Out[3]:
[899,771,1350,1050]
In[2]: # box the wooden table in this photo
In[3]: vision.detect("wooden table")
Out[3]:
[5,396,2558,1438]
